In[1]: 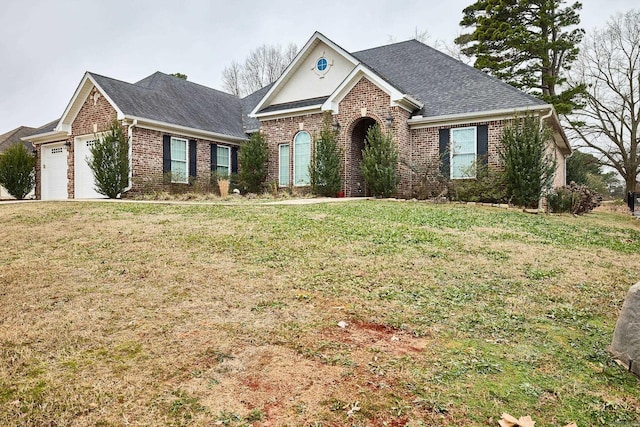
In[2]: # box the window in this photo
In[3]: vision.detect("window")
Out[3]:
[451,127,477,179]
[170,137,188,183]
[316,57,328,71]
[279,144,290,186]
[293,131,311,186]
[216,145,231,177]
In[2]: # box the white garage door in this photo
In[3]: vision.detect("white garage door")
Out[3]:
[74,138,104,199]
[41,144,68,200]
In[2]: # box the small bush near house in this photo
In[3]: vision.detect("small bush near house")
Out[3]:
[406,156,449,200]
[88,120,130,198]
[0,143,36,199]
[449,160,508,203]
[310,113,342,197]
[547,182,602,214]
[239,133,268,194]
[361,124,398,198]
[500,115,556,208]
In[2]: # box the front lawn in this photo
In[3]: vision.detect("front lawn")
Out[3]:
[1,201,638,426]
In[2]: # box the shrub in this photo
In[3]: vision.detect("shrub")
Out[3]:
[449,160,508,203]
[360,124,398,198]
[547,182,602,214]
[405,155,449,200]
[0,143,36,199]
[239,132,268,194]
[499,115,556,208]
[88,120,130,198]
[310,113,342,196]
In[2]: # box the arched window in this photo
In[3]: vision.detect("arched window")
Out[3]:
[293,131,311,186]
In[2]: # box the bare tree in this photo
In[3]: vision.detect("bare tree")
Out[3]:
[432,36,473,65]
[565,9,640,196]
[221,43,298,98]
[221,61,242,97]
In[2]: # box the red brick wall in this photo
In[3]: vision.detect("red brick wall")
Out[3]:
[259,77,412,197]
[408,120,506,197]
[129,126,233,194]
[67,89,119,198]
[259,113,326,193]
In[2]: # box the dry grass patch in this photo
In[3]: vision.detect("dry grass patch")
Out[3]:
[1,201,639,426]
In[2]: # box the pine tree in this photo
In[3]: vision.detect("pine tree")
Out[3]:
[499,116,556,207]
[360,125,398,198]
[239,132,269,194]
[88,120,130,198]
[455,0,585,114]
[310,113,342,197]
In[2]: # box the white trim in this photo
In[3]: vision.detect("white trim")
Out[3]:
[278,143,290,187]
[128,116,247,144]
[407,105,554,128]
[22,130,68,145]
[321,65,423,114]
[57,73,125,133]
[169,137,189,184]
[450,126,477,180]
[250,31,359,118]
[293,131,311,187]
[253,104,324,121]
[215,145,232,177]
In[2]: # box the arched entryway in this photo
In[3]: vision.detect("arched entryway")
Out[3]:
[348,117,378,197]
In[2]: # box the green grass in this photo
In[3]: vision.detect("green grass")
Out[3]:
[1,200,639,426]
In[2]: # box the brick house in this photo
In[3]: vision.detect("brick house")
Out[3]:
[24,32,570,200]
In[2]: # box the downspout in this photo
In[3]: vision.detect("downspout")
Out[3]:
[539,108,554,211]
[123,119,137,194]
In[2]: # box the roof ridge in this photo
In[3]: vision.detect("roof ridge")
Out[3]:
[146,71,240,100]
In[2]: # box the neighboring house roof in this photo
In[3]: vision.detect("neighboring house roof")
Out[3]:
[0,126,37,153]
[352,39,547,118]
[90,72,247,139]
[30,119,59,135]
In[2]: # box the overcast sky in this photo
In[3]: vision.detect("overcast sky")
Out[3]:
[0,0,636,133]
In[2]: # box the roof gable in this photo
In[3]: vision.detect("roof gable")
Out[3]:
[251,32,361,117]
[352,39,546,117]
[54,71,248,141]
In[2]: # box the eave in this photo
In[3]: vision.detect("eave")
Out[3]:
[22,130,68,145]
[322,65,423,114]
[123,116,248,144]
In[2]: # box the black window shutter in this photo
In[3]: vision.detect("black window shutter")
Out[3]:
[210,144,217,172]
[189,139,197,179]
[438,129,450,178]
[477,125,489,167]
[162,135,171,174]
[231,146,238,174]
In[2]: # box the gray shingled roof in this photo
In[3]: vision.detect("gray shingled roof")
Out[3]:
[352,39,546,117]
[259,96,329,114]
[241,84,272,132]
[54,37,545,142]
[91,72,247,139]
[0,126,37,152]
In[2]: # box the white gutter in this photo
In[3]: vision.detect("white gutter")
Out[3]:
[123,119,137,193]
[252,104,324,120]
[407,104,554,128]
[21,130,68,145]
[126,116,248,144]
[539,107,553,129]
